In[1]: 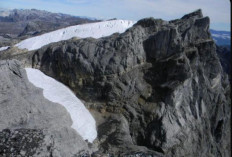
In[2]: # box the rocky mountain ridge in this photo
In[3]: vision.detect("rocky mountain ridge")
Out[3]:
[0,9,231,156]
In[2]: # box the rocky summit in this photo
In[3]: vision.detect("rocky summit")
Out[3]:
[0,9,231,157]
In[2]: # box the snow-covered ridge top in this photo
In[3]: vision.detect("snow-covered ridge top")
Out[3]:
[25,68,97,142]
[16,20,136,51]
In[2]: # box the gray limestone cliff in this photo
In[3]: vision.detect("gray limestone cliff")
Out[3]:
[0,9,231,156]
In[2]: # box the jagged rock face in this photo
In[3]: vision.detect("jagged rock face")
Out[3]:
[0,60,91,156]
[0,10,231,156]
[26,10,231,156]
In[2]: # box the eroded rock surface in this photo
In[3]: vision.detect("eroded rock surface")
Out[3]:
[0,60,91,156]
[0,9,231,156]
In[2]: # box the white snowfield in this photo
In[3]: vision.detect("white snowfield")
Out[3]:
[25,68,97,143]
[0,46,9,52]
[16,20,136,51]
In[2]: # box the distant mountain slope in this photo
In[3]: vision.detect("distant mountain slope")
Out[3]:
[0,9,100,37]
[210,29,231,46]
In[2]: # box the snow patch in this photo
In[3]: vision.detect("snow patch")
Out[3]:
[0,46,9,51]
[16,20,136,51]
[25,68,97,142]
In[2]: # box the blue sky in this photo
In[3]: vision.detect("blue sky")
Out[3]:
[0,0,230,31]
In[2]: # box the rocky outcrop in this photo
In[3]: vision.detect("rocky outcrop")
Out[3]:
[0,60,92,156]
[0,10,231,156]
